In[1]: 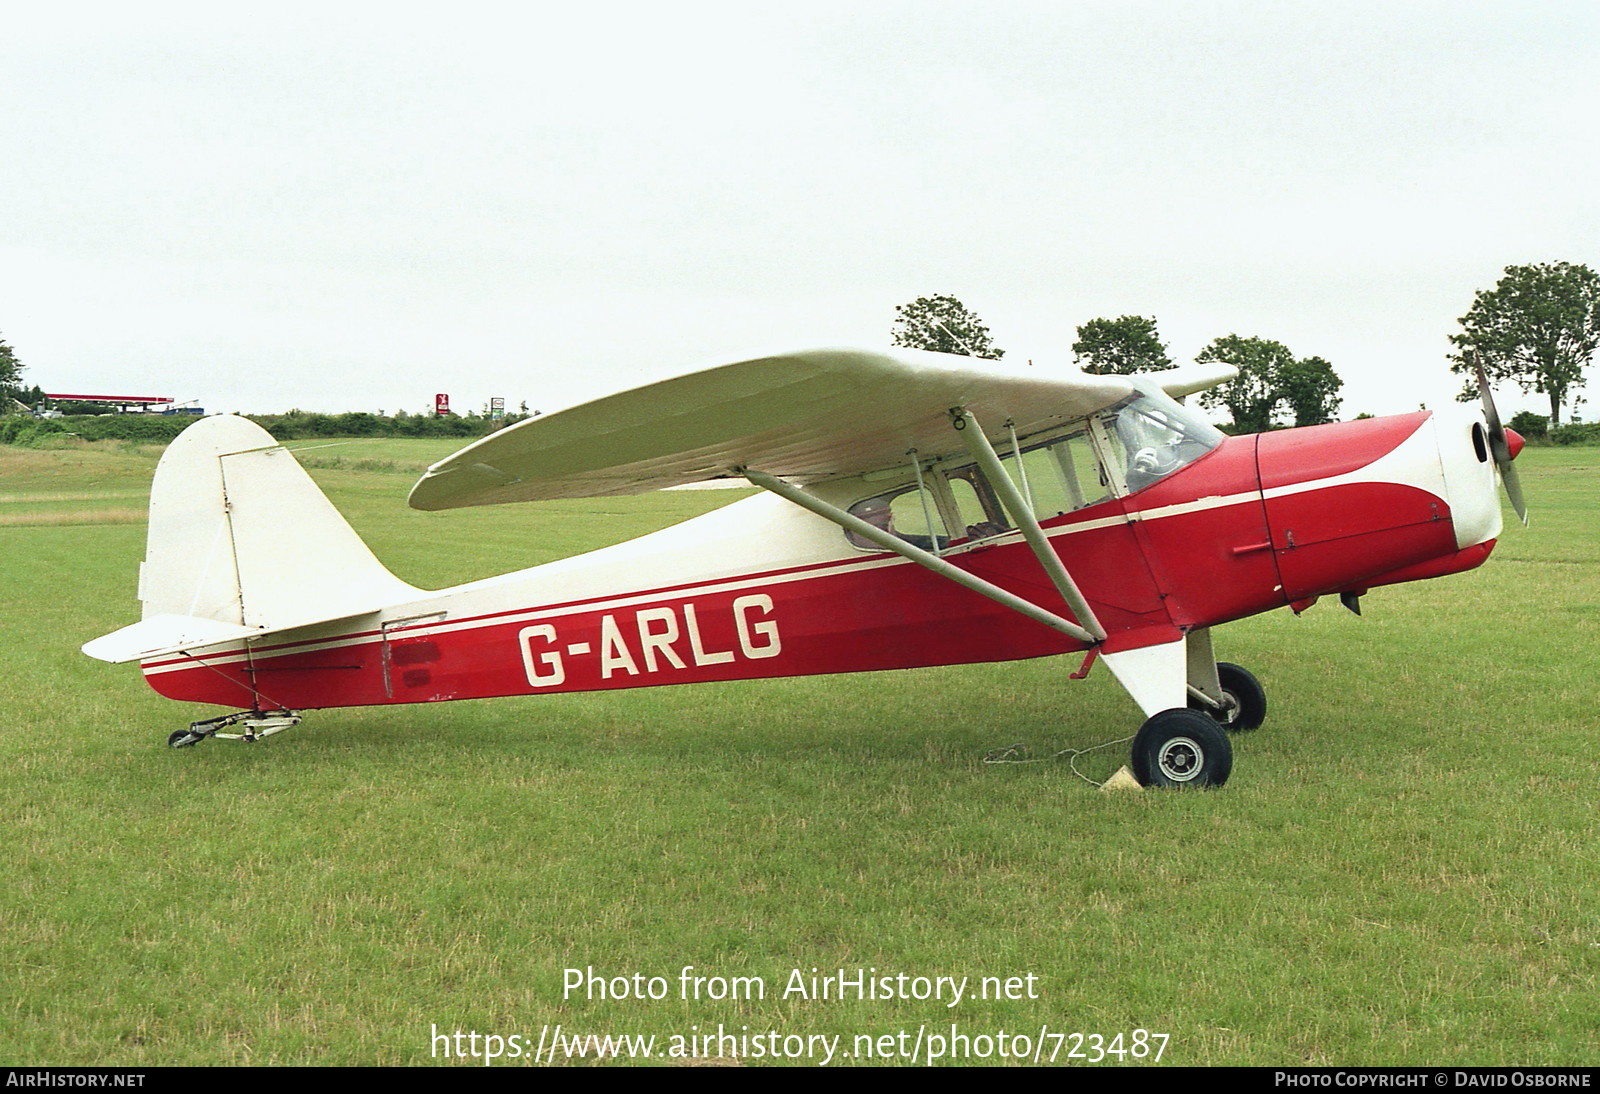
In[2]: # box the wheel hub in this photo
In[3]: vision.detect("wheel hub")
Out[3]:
[1157,737,1204,782]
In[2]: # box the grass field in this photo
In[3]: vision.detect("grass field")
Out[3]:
[2,437,1597,1066]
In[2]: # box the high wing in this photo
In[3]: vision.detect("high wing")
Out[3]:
[409,345,1235,511]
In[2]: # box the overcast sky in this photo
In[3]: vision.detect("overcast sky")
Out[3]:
[2,1,1595,420]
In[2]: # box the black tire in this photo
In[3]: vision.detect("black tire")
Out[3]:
[167,729,200,749]
[1131,708,1232,788]
[1188,661,1266,732]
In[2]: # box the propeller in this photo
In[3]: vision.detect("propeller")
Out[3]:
[1473,356,1528,525]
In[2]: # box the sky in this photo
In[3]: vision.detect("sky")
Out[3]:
[1,1,1596,421]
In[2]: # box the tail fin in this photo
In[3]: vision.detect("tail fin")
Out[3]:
[84,416,418,662]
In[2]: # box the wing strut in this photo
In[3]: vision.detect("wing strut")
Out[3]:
[741,469,1099,645]
[950,408,1108,642]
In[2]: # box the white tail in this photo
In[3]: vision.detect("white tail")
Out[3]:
[84,416,418,662]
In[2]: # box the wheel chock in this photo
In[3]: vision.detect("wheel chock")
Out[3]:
[1100,765,1144,792]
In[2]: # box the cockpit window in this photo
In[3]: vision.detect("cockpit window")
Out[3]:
[1099,380,1223,493]
[996,428,1109,517]
[944,467,1008,539]
[844,383,1222,553]
[850,484,946,551]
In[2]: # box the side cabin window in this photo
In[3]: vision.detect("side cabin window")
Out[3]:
[843,384,1221,553]
[845,426,1112,551]
[995,428,1110,519]
[850,484,947,552]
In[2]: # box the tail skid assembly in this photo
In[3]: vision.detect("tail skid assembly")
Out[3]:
[168,709,303,748]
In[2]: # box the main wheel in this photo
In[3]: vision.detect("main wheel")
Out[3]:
[1188,661,1266,732]
[1131,708,1232,788]
[167,729,202,749]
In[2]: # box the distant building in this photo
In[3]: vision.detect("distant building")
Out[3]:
[43,394,201,415]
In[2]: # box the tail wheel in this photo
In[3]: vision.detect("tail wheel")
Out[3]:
[1132,708,1233,788]
[1188,662,1266,732]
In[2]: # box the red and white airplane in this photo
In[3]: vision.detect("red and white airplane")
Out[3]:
[83,347,1525,786]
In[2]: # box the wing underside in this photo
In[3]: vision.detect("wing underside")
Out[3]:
[409,346,1232,511]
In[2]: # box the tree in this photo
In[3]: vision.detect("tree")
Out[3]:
[1194,335,1345,431]
[1507,410,1549,439]
[0,334,23,407]
[891,295,1004,359]
[1195,335,1295,433]
[1071,315,1171,374]
[1277,355,1343,427]
[1449,261,1600,427]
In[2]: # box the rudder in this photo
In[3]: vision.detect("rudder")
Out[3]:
[86,416,419,663]
[140,415,418,630]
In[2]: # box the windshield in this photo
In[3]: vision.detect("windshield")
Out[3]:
[1099,380,1224,493]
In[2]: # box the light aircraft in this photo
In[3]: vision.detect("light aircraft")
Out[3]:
[82,347,1526,787]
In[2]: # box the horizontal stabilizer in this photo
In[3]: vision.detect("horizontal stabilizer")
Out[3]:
[83,608,381,664]
[82,614,265,664]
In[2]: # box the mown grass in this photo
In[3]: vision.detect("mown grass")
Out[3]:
[1,440,1597,1066]
[278,437,470,477]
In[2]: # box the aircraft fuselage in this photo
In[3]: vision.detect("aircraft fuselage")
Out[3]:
[138,406,1500,712]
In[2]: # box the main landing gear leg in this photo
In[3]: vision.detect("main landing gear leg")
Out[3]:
[1186,662,1267,732]
[1183,630,1267,733]
[167,710,303,748]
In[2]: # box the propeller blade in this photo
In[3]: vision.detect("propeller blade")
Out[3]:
[1500,457,1528,525]
[1473,354,1529,526]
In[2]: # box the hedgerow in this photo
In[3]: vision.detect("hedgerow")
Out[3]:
[0,410,525,446]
